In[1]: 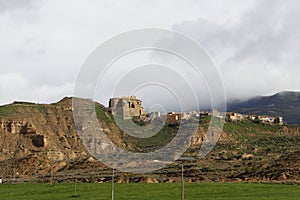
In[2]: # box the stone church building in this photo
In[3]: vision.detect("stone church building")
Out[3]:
[108,96,146,119]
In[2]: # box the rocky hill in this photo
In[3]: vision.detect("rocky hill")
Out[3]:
[0,98,299,183]
[0,98,98,177]
[228,91,300,124]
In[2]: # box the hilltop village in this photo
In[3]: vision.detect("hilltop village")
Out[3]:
[108,96,284,125]
[0,96,298,185]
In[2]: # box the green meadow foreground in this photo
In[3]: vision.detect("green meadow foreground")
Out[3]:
[1,182,299,200]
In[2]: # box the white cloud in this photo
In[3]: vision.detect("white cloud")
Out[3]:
[0,0,299,109]
[0,72,73,104]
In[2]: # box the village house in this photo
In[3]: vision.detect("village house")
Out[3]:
[248,115,284,125]
[226,112,247,122]
[165,112,181,125]
[188,111,200,118]
[149,111,161,120]
[199,111,210,118]
[181,112,191,121]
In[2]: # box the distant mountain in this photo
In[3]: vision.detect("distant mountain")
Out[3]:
[227,91,300,124]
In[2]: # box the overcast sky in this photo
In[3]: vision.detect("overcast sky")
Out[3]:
[1,0,300,111]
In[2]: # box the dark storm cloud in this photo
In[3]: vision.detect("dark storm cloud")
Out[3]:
[173,0,300,101]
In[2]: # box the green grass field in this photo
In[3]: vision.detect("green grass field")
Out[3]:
[0,182,299,200]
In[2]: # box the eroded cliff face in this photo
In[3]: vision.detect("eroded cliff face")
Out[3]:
[0,121,35,134]
[0,98,95,178]
[0,120,45,160]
